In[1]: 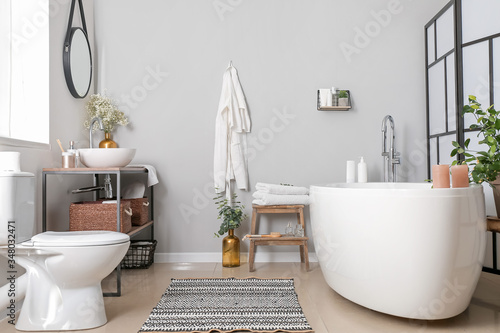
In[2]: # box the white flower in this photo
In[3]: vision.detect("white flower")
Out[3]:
[84,94,129,133]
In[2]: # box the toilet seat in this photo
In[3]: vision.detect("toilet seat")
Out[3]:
[30,230,130,247]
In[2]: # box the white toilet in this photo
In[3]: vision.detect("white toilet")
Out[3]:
[0,157,130,331]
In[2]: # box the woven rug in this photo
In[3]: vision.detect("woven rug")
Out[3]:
[138,277,313,333]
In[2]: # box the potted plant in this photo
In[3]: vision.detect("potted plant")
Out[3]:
[338,90,349,106]
[451,95,500,215]
[84,93,129,148]
[214,192,247,267]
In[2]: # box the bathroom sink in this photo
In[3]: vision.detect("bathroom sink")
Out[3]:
[78,148,136,168]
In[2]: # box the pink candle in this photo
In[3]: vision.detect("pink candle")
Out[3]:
[451,164,469,188]
[432,164,450,188]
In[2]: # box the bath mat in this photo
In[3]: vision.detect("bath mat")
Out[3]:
[138,277,313,333]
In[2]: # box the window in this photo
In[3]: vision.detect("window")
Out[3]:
[0,0,49,146]
[426,0,500,177]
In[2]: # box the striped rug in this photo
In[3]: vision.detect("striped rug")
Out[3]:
[139,277,313,333]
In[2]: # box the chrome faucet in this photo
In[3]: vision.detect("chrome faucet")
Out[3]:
[89,117,104,148]
[381,115,400,182]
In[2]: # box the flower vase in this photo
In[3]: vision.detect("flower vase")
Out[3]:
[99,132,117,148]
[222,229,240,267]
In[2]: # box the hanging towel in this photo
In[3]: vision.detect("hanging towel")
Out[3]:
[127,164,159,187]
[252,193,310,206]
[214,62,251,195]
[255,182,309,195]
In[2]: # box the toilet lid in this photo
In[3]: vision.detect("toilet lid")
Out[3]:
[31,231,130,247]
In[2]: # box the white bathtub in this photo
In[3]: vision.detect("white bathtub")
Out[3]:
[309,183,486,320]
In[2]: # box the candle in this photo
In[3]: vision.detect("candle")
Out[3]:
[432,164,450,188]
[451,164,469,188]
[346,160,355,183]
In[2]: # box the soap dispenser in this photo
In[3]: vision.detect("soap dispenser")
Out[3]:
[358,157,367,183]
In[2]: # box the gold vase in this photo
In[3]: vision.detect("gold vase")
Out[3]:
[222,229,240,267]
[99,132,117,148]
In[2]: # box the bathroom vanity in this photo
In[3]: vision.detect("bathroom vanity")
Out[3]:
[41,166,155,296]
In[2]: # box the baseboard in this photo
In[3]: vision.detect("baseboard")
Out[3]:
[154,252,318,263]
[0,305,21,326]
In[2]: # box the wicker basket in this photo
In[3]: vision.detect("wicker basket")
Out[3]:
[69,201,132,233]
[121,240,157,269]
[122,198,150,226]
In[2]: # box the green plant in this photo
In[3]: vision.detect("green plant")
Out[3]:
[213,192,247,237]
[338,90,348,99]
[451,95,500,184]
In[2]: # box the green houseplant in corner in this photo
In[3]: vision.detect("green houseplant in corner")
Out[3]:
[214,191,247,267]
[451,95,500,216]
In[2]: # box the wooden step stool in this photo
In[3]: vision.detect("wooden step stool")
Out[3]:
[485,216,500,275]
[248,204,309,272]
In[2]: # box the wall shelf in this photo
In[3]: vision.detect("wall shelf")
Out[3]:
[318,105,352,111]
[317,89,352,111]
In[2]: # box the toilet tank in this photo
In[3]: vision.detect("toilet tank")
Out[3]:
[0,172,35,245]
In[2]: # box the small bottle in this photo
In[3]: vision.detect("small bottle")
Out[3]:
[358,157,367,183]
[74,150,81,168]
[332,87,339,106]
[67,141,77,168]
[104,174,113,199]
[326,90,333,106]
[294,224,304,237]
[68,141,76,154]
[285,222,294,236]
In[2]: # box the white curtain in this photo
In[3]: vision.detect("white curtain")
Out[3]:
[0,0,12,137]
[0,0,49,144]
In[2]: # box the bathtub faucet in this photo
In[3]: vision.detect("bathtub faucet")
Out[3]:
[381,115,400,182]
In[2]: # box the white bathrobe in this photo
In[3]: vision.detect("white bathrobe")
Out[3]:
[214,63,251,195]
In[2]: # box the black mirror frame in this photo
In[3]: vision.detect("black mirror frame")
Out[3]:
[63,0,92,99]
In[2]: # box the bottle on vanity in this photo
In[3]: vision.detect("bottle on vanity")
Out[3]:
[358,157,367,183]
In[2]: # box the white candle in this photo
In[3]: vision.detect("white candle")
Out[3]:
[346,160,355,183]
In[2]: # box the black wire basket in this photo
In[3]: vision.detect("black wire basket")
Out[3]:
[121,240,157,269]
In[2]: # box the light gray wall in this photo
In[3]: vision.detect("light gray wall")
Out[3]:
[0,0,451,268]
[91,0,449,259]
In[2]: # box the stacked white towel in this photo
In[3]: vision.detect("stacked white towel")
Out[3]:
[252,183,309,206]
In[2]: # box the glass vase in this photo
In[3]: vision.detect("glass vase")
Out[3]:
[285,221,294,236]
[222,229,240,267]
[99,132,117,148]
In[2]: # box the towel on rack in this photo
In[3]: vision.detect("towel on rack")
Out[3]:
[252,193,310,206]
[127,164,159,187]
[255,182,309,195]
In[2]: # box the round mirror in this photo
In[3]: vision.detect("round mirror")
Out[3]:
[63,27,92,98]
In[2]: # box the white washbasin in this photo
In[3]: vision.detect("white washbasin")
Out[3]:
[78,148,136,168]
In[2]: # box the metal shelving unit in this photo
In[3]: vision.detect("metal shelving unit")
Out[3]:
[42,167,155,296]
